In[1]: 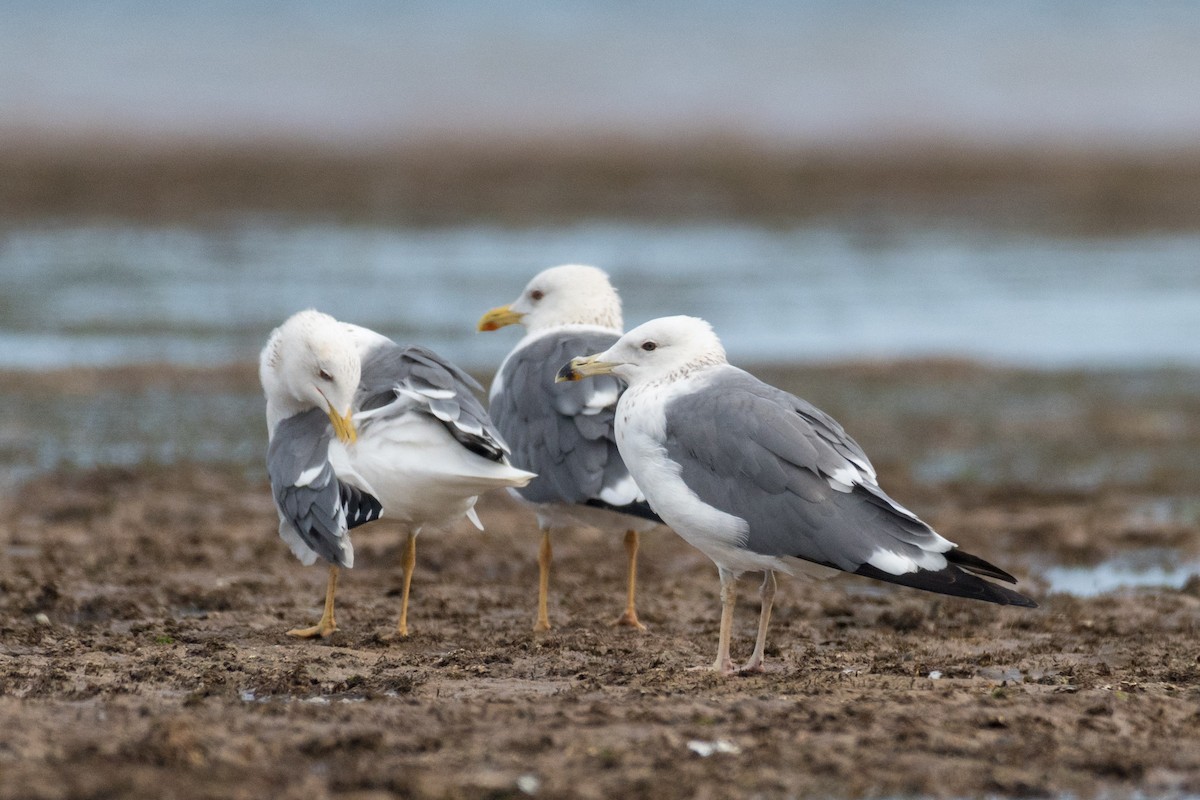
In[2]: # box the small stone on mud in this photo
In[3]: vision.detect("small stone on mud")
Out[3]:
[687,739,741,757]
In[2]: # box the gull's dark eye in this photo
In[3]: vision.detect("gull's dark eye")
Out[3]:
[318,368,334,382]
[641,341,657,352]
[530,289,544,301]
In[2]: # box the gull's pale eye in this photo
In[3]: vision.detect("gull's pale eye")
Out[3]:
[530,289,544,301]
[641,341,657,352]
[318,368,334,382]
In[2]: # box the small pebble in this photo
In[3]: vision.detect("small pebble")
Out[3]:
[34,613,50,626]
[687,738,742,757]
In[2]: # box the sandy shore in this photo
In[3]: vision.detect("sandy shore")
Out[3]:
[3,138,1200,233]
[1,359,1199,799]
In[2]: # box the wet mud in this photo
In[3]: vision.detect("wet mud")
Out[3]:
[2,460,1199,799]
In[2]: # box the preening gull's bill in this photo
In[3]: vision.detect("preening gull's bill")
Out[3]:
[261,310,534,639]
[558,315,1036,674]
[478,265,661,631]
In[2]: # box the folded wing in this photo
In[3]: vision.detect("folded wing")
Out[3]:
[267,408,382,569]
[492,331,658,521]
[663,369,1033,607]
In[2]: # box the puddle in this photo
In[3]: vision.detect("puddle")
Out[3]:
[1124,497,1200,528]
[1040,549,1200,597]
[238,689,371,705]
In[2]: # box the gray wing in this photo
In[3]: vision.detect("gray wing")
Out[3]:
[491,331,657,520]
[267,408,382,568]
[358,342,511,462]
[663,369,1033,606]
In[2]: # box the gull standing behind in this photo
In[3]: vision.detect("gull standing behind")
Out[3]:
[478,265,661,631]
[558,315,1035,674]
[260,309,534,639]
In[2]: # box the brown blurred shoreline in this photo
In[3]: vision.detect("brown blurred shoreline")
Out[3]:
[3,136,1200,232]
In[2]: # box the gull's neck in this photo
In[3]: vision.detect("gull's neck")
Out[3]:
[634,356,728,392]
[524,304,622,335]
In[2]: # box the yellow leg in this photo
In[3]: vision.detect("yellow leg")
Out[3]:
[288,564,339,638]
[612,529,647,631]
[713,568,737,675]
[741,570,776,673]
[397,531,417,637]
[533,530,552,632]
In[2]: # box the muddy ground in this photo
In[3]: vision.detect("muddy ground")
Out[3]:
[2,456,1199,800]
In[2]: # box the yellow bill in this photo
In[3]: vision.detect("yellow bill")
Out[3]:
[477,305,525,332]
[327,407,357,444]
[555,355,619,382]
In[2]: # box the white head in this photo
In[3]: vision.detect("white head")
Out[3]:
[557,315,727,387]
[477,264,623,334]
[259,309,361,442]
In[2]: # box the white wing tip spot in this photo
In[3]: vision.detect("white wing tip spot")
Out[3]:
[866,547,948,575]
[295,465,324,487]
[826,465,864,492]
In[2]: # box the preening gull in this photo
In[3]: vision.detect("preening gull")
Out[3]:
[478,265,661,631]
[558,315,1036,674]
[260,309,534,638]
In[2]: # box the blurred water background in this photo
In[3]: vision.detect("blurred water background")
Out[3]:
[5,0,1200,147]
[3,0,1198,371]
[0,222,1197,371]
[1,1,1198,571]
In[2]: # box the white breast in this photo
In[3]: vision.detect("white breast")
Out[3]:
[615,376,786,575]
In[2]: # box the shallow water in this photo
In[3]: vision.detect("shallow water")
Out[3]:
[2,222,1198,371]
[0,386,263,490]
[1040,549,1200,597]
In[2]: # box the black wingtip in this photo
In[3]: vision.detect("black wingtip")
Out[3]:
[854,563,1038,608]
[946,548,1020,584]
[340,483,384,531]
[582,498,663,524]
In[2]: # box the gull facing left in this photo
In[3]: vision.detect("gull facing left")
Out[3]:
[260,309,534,638]
[478,265,661,631]
[559,315,1036,674]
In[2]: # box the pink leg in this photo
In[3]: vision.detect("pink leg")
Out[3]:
[741,570,776,673]
[712,568,737,675]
